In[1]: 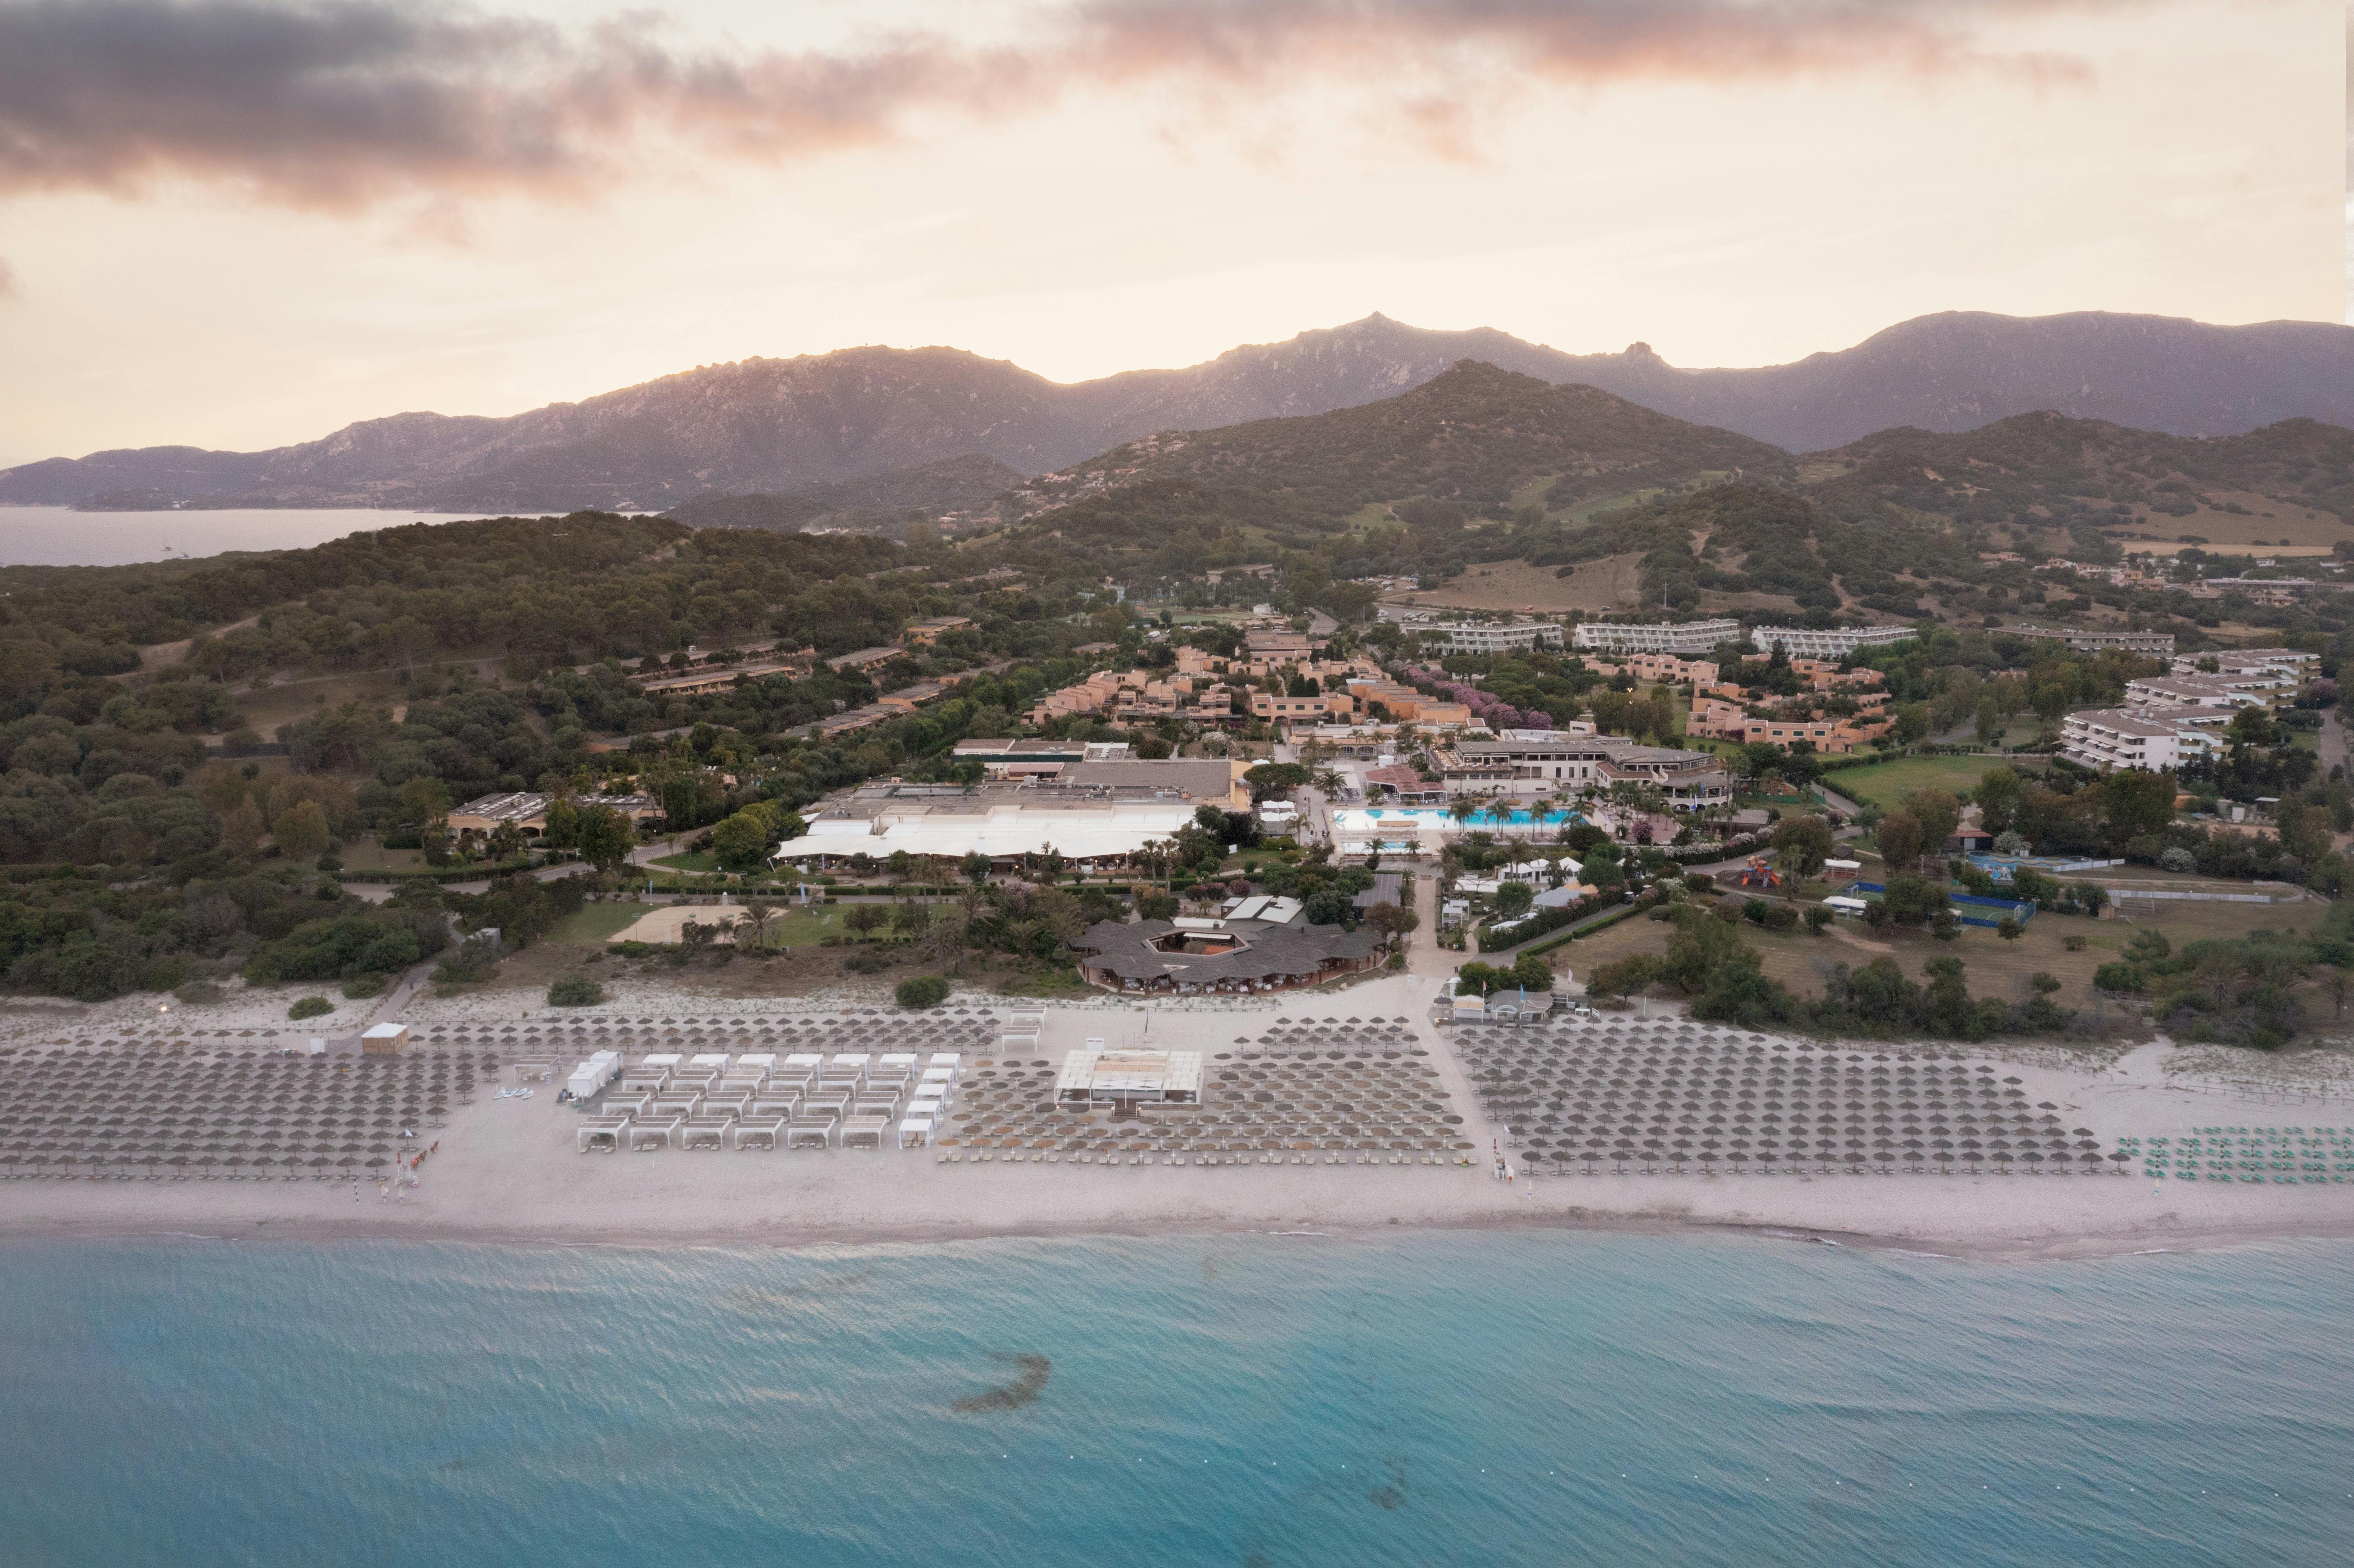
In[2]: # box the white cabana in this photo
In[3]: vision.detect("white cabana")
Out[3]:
[897,1117,934,1149]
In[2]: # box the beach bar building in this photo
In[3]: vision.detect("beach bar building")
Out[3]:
[1054,1049,1204,1112]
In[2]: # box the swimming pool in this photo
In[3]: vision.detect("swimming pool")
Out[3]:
[1332,807,1581,832]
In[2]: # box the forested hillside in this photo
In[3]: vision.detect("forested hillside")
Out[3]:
[1018,362,1790,518]
[1802,413,2354,530]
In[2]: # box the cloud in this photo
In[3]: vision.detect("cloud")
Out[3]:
[0,0,2178,209]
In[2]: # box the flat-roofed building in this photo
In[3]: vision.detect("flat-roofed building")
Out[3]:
[449,791,660,835]
[1432,620,1564,654]
[1054,1049,1203,1108]
[1434,730,1733,809]
[2121,675,2269,710]
[1572,618,1741,656]
[1750,623,1919,658]
[949,738,1091,777]
[2009,625,2177,655]
[903,615,973,644]
[776,759,1247,869]
[2060,704,2230,773]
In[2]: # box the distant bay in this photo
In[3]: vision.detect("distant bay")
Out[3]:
[0,506,639,569]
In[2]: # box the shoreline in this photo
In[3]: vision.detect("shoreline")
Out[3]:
[8,1182,2351,1264]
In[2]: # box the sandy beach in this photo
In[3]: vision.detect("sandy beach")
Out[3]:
[6,966,2354,1260]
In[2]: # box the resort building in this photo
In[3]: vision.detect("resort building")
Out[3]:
[2121,675,2272,711]
[948,738,1107,777]
[1749,623,1919,658]
[775,759,1250,869]
[1432,731,1734,809]
[1362,764,1449,805]
[1249,691,1358,724]
[2059,704,2231,774]
[1429,620,1565,655]
[1068,918,1385,995]
[448,792,660,836]
[2007,625,2177,655]
[2173,648,2320,686]
[902,615,973,644]
[1053,1049,1203,1108]
[1571,619,1741,656]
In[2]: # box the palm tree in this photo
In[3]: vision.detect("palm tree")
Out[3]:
[1449,796,1480,828]
[1313,768,1344,797]
[737,899,778,952]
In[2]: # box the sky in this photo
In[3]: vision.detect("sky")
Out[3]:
[0,0,2345,468]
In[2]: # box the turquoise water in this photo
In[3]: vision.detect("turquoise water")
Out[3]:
[2,1231,2350,1566]
[1335,807,1578,829]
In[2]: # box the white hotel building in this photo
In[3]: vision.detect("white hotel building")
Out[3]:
[2059,704,2233,774]
[1570,619,1741,656]
[1749,623,1921,659]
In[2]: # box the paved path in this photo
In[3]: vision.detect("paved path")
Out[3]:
[2319,707,2348,781]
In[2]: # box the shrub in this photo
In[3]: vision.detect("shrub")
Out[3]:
[287,996,334,1020]
[2093,961,2144,994]
[1683,872,1713,893]
[547,975,604,1006]
[1803,905,1833,933]
[896,974,950,1009]
[340,974,386,999]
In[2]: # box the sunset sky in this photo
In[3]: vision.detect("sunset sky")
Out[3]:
[0,0,2344,468]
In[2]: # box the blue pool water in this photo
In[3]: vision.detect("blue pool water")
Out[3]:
[1334,807,1578,830]
[2,1230,2349,1567]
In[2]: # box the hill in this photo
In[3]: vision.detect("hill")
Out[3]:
[666,454,1028,534]
[1799,412,2354,532]
[5,310,2347,510]
[1016,361,1790,520]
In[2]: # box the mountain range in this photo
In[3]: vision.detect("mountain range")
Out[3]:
[3,310,2348,513]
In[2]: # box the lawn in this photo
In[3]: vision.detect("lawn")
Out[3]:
[1823,754,2021,809]
[551,903,651,945]
[651,851,720,872]
[336,838,431,874]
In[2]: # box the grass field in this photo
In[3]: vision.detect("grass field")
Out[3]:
[551,903,650,945]
[336,838,431,874]
[651,851,721,872]
[1390,555,1641,614]
[1551,892,2329,1026]
[1823,755,2018,809]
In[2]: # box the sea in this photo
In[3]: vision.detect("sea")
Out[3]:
[0,507,584,569]
[1,1229,2348,1567]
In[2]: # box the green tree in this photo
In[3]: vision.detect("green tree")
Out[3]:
[1772,814,1834,880]
[1874,809,1924,874]
[1899,789,1961,856]
[844,904,885,941]
[1492,881,1535,918]
[399,775,451,829]
[711,809,770,871]
[1583,954,1661,999]
[960,852,993,884]
[575,806,635,874]
[1881,874,1948,925]
[2099,768,2178,841]
[1661,907,1744,993]
[1974,766,2023,835]
[895,975,950,1009]
[274,799,332,860]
